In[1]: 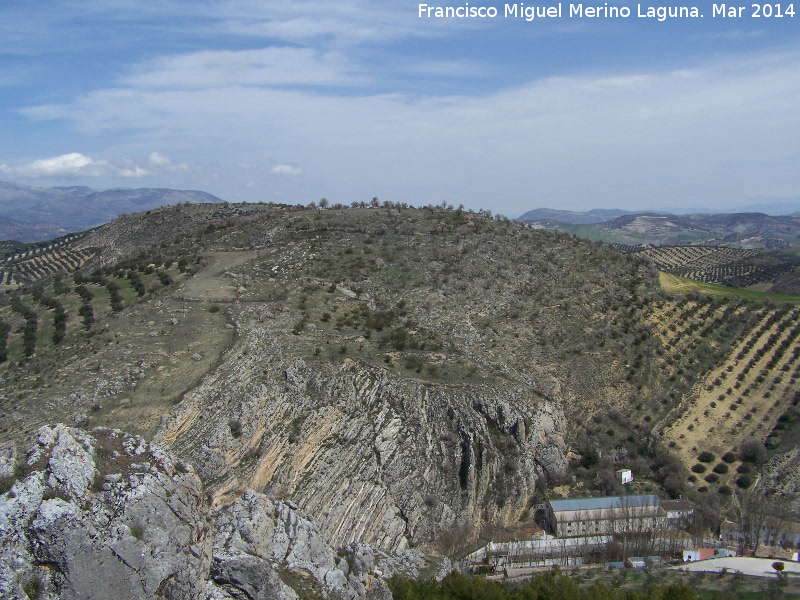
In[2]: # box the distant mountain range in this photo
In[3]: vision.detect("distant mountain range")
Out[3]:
[0,181,223,242]
[519,200,800,226]
[519,209,800,249]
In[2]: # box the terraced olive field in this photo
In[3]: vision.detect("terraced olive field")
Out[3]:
[656,299,800,494]
[659,272,800,301]
[0,233,93,287]
[631,245,800,291]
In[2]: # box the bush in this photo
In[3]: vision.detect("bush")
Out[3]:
[740,440,766,463]
[698,451,715,463]
[713,463,729,474]
[704,473,720,484]
[718,485,732,495]
[736,474,753,488]
[691,463,707,474]
[722,451,737,463]
[23,577,41,600]
[209,303,221,313]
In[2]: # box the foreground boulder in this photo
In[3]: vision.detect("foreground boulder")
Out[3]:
[0,425,449,600]
[0,425,212,600]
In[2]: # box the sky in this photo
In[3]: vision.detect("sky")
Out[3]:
[1,0,799,217]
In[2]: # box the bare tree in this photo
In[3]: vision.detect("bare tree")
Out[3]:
[729,488,779,554]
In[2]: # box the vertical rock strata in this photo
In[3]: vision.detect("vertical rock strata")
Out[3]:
[157,313,568,551]
[0,425,447,600]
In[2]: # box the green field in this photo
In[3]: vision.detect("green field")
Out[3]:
[659,272,800,301]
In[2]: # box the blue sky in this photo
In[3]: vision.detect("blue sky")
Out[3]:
[1,0,799,216]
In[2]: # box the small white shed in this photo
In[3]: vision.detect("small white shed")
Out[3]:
[615,469,633,485]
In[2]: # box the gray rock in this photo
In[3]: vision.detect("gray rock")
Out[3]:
[212,490,355,599]
[210,554,298,600]
[1,425,212,600]
[0,444,16,479]
[1,425,453,600]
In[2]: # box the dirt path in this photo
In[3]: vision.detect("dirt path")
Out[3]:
[176,250,257,301]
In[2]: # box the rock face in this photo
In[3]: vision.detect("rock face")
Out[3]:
[0,425,449,600]
[210,490,392,600]
[158,317,569,552]
[0,425,212,600]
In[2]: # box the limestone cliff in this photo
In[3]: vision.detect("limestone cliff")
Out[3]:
[0,425,450,600]
[157,307,568,552]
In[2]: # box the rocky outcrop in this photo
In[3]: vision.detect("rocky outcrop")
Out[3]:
[0,425,212,600]
[0,425,449,600]
[210,490,391,600]
[157,309,568,552]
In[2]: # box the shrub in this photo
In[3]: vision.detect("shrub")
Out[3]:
[209,303,221,313]
[0,475,14,495]
[130,524,144,540]
[228,419,242,438]
[713,463,729,474]
[23,577,41,599]
[736,474,753,488]
[740,440,766,463]
[704,473,720,484]
[691,463,707,474]
[718,485,732,495]
[698,451,715,463]
[722,451,737,463]
[157,270,172,286]
[736,463,751,474]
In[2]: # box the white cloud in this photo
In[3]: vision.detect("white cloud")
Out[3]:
[125,47,356,90]
[16,49,800,212]
[0,151,188,180]
[115,166,152,178]
[148,151,172,167]
[0,152,107,178]
[211,0,438,45]
[269,164,303,176]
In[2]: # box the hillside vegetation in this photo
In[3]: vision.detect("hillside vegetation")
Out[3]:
[3,201,800,552]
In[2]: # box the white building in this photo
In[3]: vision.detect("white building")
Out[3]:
[615,469,633,485]
[544,494,664,537]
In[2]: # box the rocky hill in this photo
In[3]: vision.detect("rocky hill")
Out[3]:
[2,201,800,575]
